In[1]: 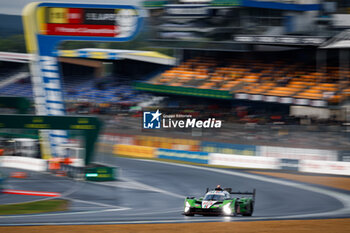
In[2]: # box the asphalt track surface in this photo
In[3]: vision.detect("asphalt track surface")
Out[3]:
[0,154,350,226]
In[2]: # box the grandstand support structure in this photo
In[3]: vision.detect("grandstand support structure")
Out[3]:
[0,72,29,88]
[21,2,143,162]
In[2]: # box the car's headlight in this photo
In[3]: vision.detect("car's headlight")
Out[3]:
[184,201,190,213]
[223,203,232,215]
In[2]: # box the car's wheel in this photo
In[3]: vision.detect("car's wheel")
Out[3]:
[242,203,253,216]
[233,203,238,216]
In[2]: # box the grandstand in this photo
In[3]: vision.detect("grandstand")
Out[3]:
[140,54,349,107]
[136,0,350,111]
[0,49,174,104]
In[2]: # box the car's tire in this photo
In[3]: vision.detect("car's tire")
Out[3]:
[233,203,238,216]
[242,203,253,216]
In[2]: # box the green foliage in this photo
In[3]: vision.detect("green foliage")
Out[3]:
[0,34,26,52]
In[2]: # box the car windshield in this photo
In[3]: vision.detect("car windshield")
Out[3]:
[203,194,225,201]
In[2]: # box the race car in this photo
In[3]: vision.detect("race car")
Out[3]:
[183,187,255,216]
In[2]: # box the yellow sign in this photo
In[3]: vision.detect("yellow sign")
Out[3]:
[47,7,69,24]
[114,144,155,158]
[136,135,200,151]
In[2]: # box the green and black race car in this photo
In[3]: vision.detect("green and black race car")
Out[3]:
[183,188,255,216]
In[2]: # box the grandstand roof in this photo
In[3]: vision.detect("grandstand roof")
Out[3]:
[321,30,350,49]
[56,48,176,65]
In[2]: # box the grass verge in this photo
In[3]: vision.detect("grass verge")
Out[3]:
[0,199,69,215]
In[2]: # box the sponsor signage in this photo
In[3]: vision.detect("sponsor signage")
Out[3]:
[279,158,299,171]
[209,153,279,169]
[39,6,140,38]
[259,146,337,161]
[201,141,256,156]
[85,166,117,181]
[136,135,199,151]
[0,115,99,131]
[114,144,156,158]
[46,24,117,37]
[338,150,350,162]
[157,148,209,164]
[234,35,326,46]
[299,160,350,176]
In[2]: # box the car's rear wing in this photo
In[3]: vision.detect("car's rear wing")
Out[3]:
[205,188,256,201]
[228,188,256,202]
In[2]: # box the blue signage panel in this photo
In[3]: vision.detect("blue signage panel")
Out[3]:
[157,148,209,164]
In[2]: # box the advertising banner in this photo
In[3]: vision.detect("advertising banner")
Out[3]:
[300,160,350,176]
[46,24,117,37]
[259,146,337,161]
[209,153,279,169]
[39,6,140,38]
[157,148,209,164]
[279,158,299,171]
[337,150,350,162]
[114,144,155,158]
[136,135,199,151]
[201,141,256,156]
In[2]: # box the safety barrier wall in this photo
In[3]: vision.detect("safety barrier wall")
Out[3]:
[156,148,209,164]
[0,156,48,172]
[104,133,345,162]
[107,134,350,175]
[111,144,350,175]
[209,153,350,175]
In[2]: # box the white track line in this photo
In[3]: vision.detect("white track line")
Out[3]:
[96,177,185,199]
[65,197,128,209]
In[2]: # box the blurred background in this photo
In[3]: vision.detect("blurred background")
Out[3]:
[0,0,350,172]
